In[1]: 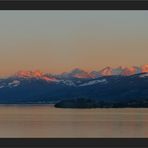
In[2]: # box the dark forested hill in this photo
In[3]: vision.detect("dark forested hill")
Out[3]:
[0,73,148,104]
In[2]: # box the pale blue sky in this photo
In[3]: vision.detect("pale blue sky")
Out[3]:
[0,11,148,76]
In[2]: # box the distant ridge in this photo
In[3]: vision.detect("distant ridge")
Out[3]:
[8,64,148,80]
[0,70,148,104]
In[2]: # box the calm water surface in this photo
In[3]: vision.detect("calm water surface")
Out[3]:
[0,105,148,137]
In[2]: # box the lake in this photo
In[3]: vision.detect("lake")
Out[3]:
[0,105,147,137]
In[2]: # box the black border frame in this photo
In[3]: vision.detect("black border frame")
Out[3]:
[0,1,148,10]
[0,138,148,147]
[0,0,148,147]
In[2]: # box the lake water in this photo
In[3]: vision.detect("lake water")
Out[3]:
[0,105,148,137]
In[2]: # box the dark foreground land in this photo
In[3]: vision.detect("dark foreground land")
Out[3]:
[55,98,148,108]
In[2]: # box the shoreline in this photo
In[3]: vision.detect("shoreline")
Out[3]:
[0,104,147,110]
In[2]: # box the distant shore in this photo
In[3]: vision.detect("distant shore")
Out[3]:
[0,104,55,107]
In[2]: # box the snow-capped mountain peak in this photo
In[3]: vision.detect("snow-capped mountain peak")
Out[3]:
[16,70,58,82]
[99,66,113,76]
[121,66,142,76]
[2,64,148,83]
[16,70,42,78]
[61,68,92,79]
[141,64,148,73]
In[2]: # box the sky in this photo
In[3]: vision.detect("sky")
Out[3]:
[0,11,148,76]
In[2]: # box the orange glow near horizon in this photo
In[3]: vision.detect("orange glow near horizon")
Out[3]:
[0,11,148,76]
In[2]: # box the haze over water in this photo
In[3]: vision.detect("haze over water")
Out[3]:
[0,105,148,138]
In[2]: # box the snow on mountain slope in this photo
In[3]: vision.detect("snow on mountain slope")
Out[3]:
[79,79,107,86]
[0,79,20,89]
[0,85,4,89]
[60,80,76,86]
[8,80,20,87]
[89,71,101,78]
[139,73,148,78]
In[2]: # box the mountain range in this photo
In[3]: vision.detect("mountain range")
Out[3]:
[14,64,148,79]
[0,64,148,104]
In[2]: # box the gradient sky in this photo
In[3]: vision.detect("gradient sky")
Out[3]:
[0,11,148,76]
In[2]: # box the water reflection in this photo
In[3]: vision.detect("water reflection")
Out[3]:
[0,105,147,137]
